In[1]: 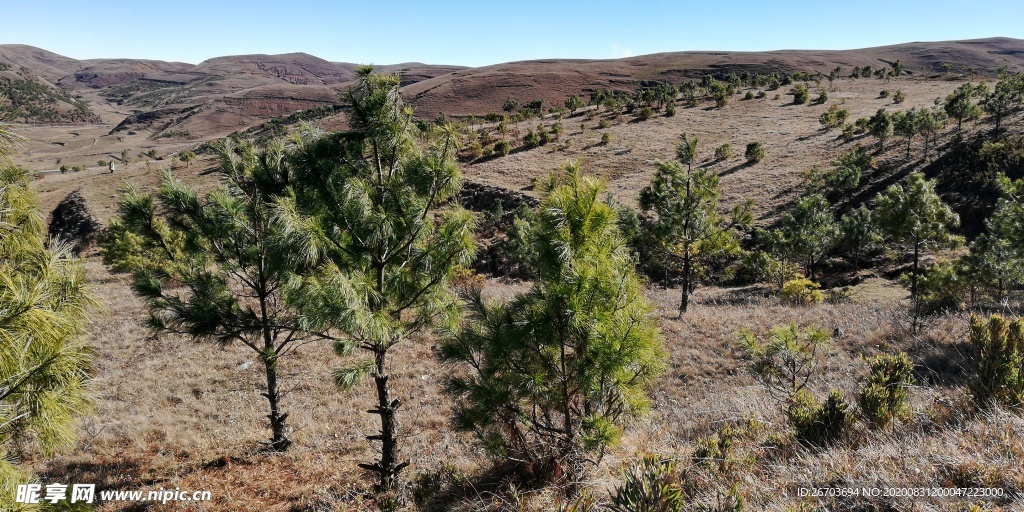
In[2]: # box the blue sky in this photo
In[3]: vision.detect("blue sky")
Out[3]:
[4,0,1023,66]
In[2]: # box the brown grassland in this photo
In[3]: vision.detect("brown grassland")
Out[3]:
[6,51,1024,510]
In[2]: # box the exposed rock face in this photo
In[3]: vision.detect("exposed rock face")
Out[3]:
[48,190,100,255]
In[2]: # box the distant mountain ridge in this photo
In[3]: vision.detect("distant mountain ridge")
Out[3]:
[1,38,1022,136]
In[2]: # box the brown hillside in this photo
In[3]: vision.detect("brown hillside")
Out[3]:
[401,37,1024,118]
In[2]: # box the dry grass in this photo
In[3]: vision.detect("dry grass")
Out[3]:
[21,259,1022,511]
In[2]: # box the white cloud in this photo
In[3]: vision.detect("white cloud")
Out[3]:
[611,44,634,58]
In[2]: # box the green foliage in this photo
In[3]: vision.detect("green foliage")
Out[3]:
[858,352,914,429]
[813,89,827,105]
[787,389,852,448]
[868,108,893,150]
[565,94,585,114]
[743,91,754,100]
[837,205,881,268]
[609,455,685,512]
[738,323,830,400]
[780,278,824,306]
[502,97,518,114]
[692,425,735,471]
[494,139,511,156]
[99,139,310,451]
[178,150,196,167]
[792,84,809,105]
[944,83,984,130]
[601,131,612,145]
[818,104,849,130]
[775,194,838,280]
[714,143,732,161]
[279,69,477,490]
[1,167,94,508]
[744,142,764,164]
[893,89,906,104]
[873,172,962,330]
[841,123,855,141]
[638,106,655,120]
[674,132,698,167]
[967,314,1024,407]
[879,90,890,99]
[440,163,664,479]
[664,102,676,117]
[639,162,747,314]
[524,129,540,147]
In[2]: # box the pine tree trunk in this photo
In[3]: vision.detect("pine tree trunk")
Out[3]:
[262,355,291,451]
[361,346,407,492]
[679,249,691,316]
[911,241,920,334]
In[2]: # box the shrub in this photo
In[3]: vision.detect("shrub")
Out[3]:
[598,119,611,129]
[855,117,870,133]
[524,129,540,147]
[715,143,732,161]
[467,141,483,160]
[738,323,830,400]
[692,425,735,470]
[664,103,676,117]
[601,132,612,145]
[551,122,563,138]
[879,89,890,98]
[538,126,551,145]
[494,140,511,156]
[787,389,853,448]
[638,106,655,120]
[688,97,700,107]
[609,455,685,512]
[743,91,755,100]
[893,89,906,104]
[755,91,767,99]
[842,123,856,140]
[780,277,824,305]
[814,89,828,104]
[858,352,914,429]
[792,84,809,104]
[745,141,765,163]
[967,314,1024,407]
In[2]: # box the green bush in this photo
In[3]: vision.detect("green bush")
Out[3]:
[787,389,853,448]
[601,132,612,145]
[814,89,828,104]
[609,455,685,512]
[715,143,732,161]
[467,141,483,160]
[744,91,755,100]
[879,89,890,98]
[692,425,734,470]
[524,129,540,147]
[755,91,767,99]
[967,314,1024,407]
[664,103,676,117]
[780,278,824,305]
[893,89,906,104]
[842,123,856,140]
[598,119,611,129]
[745,141,765,163]
[494,140,511,156]
[638,106,655,120]
[792,84,809,105]
[858,352,914,429]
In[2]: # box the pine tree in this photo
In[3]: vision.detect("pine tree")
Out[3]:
[772,194,838,281]
[874,172,962,332]
[100,139,315,451]
[277,67,476,492]
[639,161,748,315]
[440,162,664,481]
[1,166,94,507]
